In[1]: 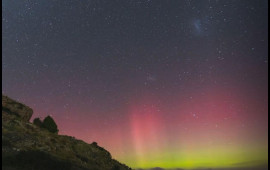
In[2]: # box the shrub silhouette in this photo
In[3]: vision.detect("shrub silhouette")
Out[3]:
[33,118,43,127]
[91,142,98,146]
[42,116,59,134]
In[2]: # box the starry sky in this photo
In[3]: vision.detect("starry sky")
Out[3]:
[2,0,268,169]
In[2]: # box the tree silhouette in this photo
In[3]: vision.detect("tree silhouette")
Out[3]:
[33,118,42,127]
[42,116,59,134]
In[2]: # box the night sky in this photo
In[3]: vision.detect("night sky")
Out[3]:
[2,0,268,169]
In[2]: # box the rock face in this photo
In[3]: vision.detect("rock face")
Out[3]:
[2,95,33,122]
[2,95,131,170]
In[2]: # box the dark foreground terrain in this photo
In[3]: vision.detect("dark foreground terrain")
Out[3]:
[2,95,131,170]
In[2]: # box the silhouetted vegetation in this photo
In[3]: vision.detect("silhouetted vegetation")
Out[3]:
[42,116,59,134]
[91,141,98,146]
[33,118,43,127]
[2,95,131,170]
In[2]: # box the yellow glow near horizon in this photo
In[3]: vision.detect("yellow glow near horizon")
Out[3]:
[117,144,268,169]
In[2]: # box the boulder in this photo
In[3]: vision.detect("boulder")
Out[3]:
[2,95,33,122]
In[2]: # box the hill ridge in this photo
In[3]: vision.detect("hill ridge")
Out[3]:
[2,95,131,170]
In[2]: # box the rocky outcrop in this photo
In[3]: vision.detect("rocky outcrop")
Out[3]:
[2,95,33,122]
[2,95,131,170]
